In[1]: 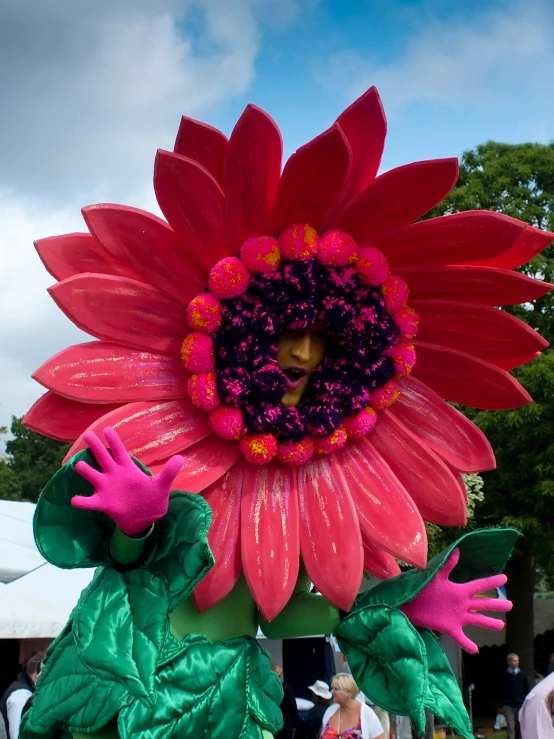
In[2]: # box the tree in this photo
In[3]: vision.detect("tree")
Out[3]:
[427,141,554,681]
[0,417,70,502]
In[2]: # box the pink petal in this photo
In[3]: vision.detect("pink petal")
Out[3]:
[333,439,427,568]
[33,342,188,404]
[82,204,206,306]
[412,299,548,363]
[154,150,230,274]
[224,105,282,250]
[272,124,351,234]
[297,454,363,611]
[328,86,387,219]
[64,399,212,465]
[392,375,495,472]
[23,392,120,442]
[361,532,401,580]
[331,159,459,244]
[470,225,554,269]
[49,274,188,356]
[150,435,241,494]
[396,265,553,305]
[412,340,532,410]
[491,352,541,371]
[363,211,525,267]
[173,116,228,187]
[371,410,467,526]
[194,460,244,612]
[241,461,299,621]
[35,233,141,282]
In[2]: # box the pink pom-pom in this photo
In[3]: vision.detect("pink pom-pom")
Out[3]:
[279,224,319,260]
[394,305,419,339]
[240,235,281,273]
[389,343,417,376]
[317,230,358,266]
[208,257,250,299]
[343,407,377,438]
[187,293,222,333]
[370,380,400,410]
[239,434,278,465]
[314,426,348,454]
[188,371,220,411]
[210,406,244,440]
[356,247,389,286]
[382,274,409,314]
[181,333,214,372]
[276,438,315,466]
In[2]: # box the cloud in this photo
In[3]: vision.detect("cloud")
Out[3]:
[0,0,309,431]
[317,0,554,119]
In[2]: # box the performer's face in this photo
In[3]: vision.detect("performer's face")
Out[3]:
[277,327,326,407]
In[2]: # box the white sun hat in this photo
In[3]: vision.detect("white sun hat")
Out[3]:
[308,680,332,700]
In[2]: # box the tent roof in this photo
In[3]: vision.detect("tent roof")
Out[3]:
[0,500,45,582]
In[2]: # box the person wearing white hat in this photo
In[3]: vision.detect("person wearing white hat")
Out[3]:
[302,681,332,739]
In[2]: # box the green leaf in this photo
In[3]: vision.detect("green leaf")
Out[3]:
[419,630,472,739]
[355,528,519,611]
[143,491,214,610]
[119,636,283,739]
[74,567,169,702]
[23,627,127,735]
[336,605,427,734]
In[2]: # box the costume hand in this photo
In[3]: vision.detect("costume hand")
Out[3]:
[71,427,183,536]
[400,547,512,654]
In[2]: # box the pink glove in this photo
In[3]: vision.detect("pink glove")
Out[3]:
[400,547,512,654]
[71,427,184,536]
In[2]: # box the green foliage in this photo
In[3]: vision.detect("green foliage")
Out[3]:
[426,474,485,557]
[0,417,69,502]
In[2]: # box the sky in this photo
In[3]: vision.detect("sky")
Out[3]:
[1,0,554,434]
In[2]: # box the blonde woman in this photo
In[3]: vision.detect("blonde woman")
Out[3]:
[320,674,384,739]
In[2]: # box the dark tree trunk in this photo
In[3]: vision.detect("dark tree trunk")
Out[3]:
[505,549,535,684]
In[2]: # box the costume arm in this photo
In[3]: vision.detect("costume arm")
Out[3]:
[258,566,340,639]
[109,525,154,565]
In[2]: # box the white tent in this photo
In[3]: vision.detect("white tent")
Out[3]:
[0,501,45,582]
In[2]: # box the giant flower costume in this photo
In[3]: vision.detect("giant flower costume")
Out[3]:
[21,87,552,739]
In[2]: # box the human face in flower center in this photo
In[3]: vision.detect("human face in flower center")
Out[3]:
[277,327,326,408]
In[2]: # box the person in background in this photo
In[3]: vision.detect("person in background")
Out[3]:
[0,652,45,739]
[321,673,384,739]
[300,680,331,739]
[519,669,554,737]
[497,653,530,739]
[272,664,300,739]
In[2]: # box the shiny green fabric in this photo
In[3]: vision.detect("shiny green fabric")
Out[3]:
[337,528,519,739]
[23,451,283,739]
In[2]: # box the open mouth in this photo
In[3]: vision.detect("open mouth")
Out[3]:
[283,366,308,389]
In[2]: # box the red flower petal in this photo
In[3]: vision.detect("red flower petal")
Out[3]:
[396,265,553,305]
[23,392,120,442]
[371,410,467,526]
[173,116,228,187]
[150,435,241,494]
[224,105,283,251]
[331,159,459,244]
[35,233,140,283]
[491,352,541,371]
[33,342,188,404]
[412,299,549,363]
[392,375,495,472]
[272,124,351,234]
[470,225,554,270]
[49,274,188,355]
[297,454,363,611]
[194,460,244,612]
[82,205,206,306]
[361,532,401,580]
[364,211,525,268]
[154,150,230,273]
[412,340,532,410]
[64,399,212,465]
[241,461,299,621]
[336,86,387,200]
[333,439,427,568]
